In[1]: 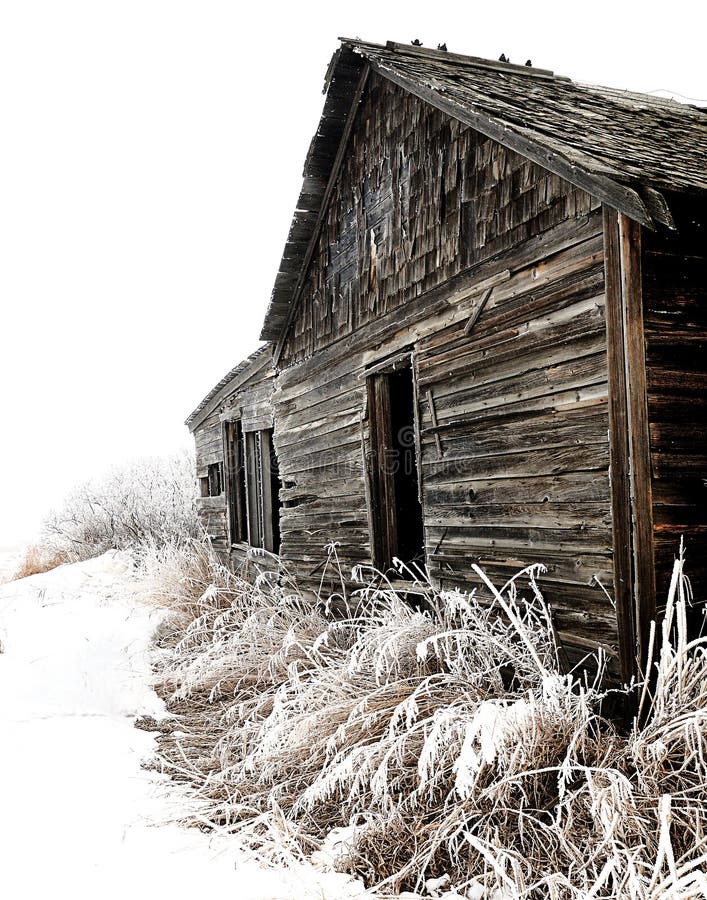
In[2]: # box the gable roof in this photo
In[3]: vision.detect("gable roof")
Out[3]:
[261,38,707,344]
[185,344,272,432]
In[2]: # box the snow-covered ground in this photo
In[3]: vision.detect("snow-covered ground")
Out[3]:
[0,552,372,900]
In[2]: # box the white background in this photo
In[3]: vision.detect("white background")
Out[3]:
[2,0,706,543]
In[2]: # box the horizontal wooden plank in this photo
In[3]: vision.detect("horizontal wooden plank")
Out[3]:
[425,471,610,507]
[424,500,611,529]
[427,348,608,420]
[423,409,608,456]
[421,440,609,484]
[417,293,606,388]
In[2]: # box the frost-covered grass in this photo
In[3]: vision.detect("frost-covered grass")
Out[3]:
[10,542,72,579]
[144,542,707,899]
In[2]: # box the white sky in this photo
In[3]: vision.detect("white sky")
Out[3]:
[1,0,706,544]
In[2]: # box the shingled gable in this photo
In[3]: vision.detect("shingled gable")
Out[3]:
[260,38,707,346]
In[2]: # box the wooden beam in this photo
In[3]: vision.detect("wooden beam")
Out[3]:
[619,212,656,672]
[358,407,376,567]
[638,186,675,230]
[603,207,637,683]
[603,207,656,681]
[464,286,494,335]
[260,429,275,553]
[379,39,557,78]
[361,347,414,378]
[411,353,426,509]
[340,37,558,79]
[426,390,443,458]
[367,374,397,568]
[245,431,259,548]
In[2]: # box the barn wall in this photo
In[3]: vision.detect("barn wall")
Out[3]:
[642,194,707,613]
[192,359,274,564]
[416,214,613,660]
[274,202,617,663]
[280,73,596,369]
[274,74,617,660]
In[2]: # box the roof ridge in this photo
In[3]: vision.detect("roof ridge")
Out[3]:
[343,38,707,111]
[338,37,564,81]
[576,79,707,115]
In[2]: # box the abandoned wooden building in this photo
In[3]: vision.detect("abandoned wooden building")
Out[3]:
[187,38,707,681]
[186,345,280,564]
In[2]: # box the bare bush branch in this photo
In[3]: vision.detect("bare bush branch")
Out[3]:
[39,449,200,563]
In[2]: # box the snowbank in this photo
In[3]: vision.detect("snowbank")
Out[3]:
[0,552,372,899]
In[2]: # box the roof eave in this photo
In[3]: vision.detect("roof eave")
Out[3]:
[185,345,273,433]
[259,45,367,343]
[366,57,655,229]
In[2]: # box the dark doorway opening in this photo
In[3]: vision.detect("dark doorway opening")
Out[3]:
[367,364,425,572]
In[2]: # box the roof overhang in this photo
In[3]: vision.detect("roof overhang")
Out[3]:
[185,344,272,433]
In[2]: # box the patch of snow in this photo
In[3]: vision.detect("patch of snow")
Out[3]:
[312,824,359,870]
[425,873,450,893]
[0,551,374,899]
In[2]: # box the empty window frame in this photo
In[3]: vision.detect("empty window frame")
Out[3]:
[244,428,281,553]
[225,421,281,552]
[224,420,248,544]
[199,462,223,498]
[367,364,425,572]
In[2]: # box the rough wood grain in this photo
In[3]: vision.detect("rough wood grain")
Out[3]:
[603,207,637,683]
[619,212,656,671]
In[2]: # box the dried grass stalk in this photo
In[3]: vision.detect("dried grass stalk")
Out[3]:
[11,543,71,580]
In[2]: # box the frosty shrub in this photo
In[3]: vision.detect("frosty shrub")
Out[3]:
[40,449,200,563]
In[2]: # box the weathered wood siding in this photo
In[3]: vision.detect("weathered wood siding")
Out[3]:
[416,217,612,660]
[274,76,616,661]
[193,361,274,563]
[643,194,707,611]
[281,73,596,368]
[194,414,230,552]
